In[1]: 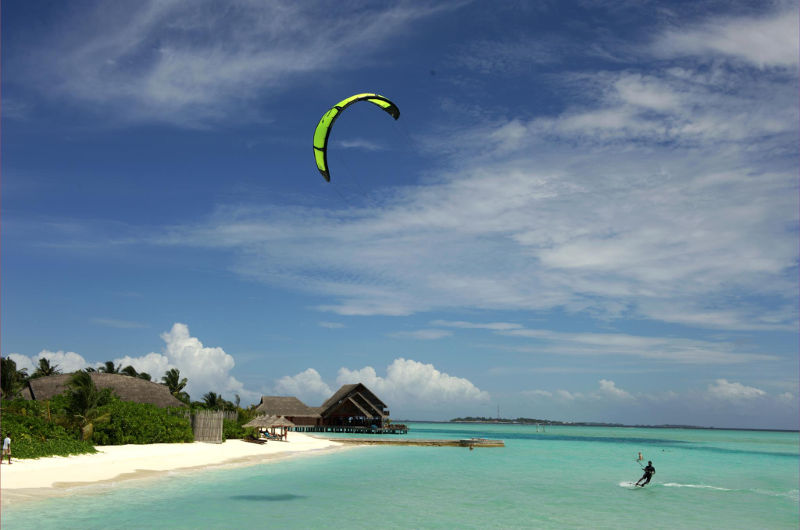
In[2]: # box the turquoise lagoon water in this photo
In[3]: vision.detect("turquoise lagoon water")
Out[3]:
[3,423,798,529]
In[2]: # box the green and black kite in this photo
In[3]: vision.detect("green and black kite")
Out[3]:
[313,93,400,182]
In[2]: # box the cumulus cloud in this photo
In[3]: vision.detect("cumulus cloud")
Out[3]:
[522,389,553,398]
[273,368,333,405]
[336,358,490,411]
[707,379,766,400]
[155,323,255,401]
[32,323,258,403]
[556,389,582,401]
[598,379,633,399]
[524,381,631,403]
[8,350,91,374]
[113,352,172,380]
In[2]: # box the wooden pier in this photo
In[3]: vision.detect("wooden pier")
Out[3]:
[291,424,408,435]
[327,437,504,448]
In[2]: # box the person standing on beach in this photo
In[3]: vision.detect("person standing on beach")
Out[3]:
[635,460,655,487]
[2,433,11,464]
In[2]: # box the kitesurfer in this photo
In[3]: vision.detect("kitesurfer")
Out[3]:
[635,461,655,487]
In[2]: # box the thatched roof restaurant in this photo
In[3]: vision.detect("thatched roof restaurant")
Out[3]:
[318,383,389,427]
[254,396,322,426]
[256,383,390,429]
[21,373,186,408]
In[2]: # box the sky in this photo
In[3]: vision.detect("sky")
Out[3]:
[2,0,798,429]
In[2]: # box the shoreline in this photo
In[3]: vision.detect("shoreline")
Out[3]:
[0,433,350,506]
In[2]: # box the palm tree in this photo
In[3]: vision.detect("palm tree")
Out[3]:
[66,370,111,440]
[31,357,61,378]
[202,391,221,409]
[120,365,139,377]
[161,368,189,403]
[98,361,121,374]
[1,357,28,399]
[119,365,151,381]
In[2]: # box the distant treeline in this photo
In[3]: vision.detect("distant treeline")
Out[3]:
[448,417,794,431]
[450,416,565,425]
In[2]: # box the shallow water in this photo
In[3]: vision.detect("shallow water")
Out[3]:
[3,424,798,529]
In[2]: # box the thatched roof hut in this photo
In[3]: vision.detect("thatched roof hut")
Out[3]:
[21,373,186,408]
[243,415,278,428]
[270,416,296,428]
[254,396,321,426]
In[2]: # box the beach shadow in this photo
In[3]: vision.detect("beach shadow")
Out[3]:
[230,494,307,502]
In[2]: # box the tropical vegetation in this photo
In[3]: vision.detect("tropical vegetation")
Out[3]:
[1,356,261,457]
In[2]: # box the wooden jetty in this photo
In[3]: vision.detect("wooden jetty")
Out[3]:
[292,424,408,435]
[328,437,504,448]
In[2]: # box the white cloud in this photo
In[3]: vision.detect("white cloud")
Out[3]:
[90,318,148,329]
[160,76,797,329]
[8,325,259,404]
[337,139,386,151]
[8,350,92,374]
[46,5,795,334]
[598,379,633,399]
[431,320,524,331]
[91,323,256,402]
[555,389,582,401]
[113,353,172,379]
[272,368,333,405]
[707,379,766,400]
[388,329,453,340]
[497,327,779,365]
[654,7,799,68]
[336,358,490,413]
[514,383,796,428]
[522,389,552,398]
[318,321,345,329]
[19,1,451,127]
[156,323,255,401]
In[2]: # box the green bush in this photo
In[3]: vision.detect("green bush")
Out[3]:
[223,417,246,439]
[91,400,193,445]
[0,411,96,459]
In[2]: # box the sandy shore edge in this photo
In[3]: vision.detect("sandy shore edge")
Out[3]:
[0,434,351,505]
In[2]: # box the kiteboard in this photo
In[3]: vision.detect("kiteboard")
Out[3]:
[619,481,646,488]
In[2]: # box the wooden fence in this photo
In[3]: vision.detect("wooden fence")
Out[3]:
[191,410,224,443]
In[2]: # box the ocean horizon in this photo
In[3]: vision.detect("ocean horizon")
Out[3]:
[3,423,798,529]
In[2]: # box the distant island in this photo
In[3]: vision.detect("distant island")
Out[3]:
[446,416,795,432]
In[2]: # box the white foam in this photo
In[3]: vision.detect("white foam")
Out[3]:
[662,482,731,491]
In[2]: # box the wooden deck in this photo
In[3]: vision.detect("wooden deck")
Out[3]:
[327,437,504,448]
[291,425,408,435]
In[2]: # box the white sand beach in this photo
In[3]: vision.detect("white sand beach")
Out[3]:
[0,433,343,502]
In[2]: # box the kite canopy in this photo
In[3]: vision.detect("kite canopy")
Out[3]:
[313,93,400,182]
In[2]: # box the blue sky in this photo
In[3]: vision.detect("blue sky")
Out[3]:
[2,0,798,429]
